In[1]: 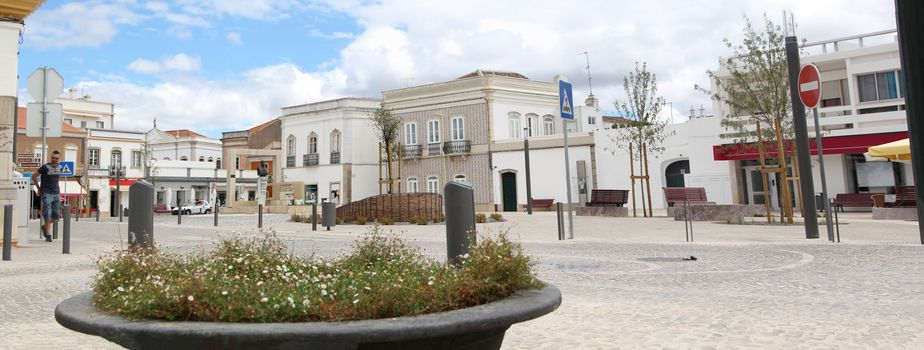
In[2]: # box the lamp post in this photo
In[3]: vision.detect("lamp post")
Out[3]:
[524,127,533,214]
[109,164,126,222]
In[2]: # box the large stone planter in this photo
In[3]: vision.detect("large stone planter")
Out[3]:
[56,284,561,350]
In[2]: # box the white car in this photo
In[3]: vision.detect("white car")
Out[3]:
[172,200,213,215]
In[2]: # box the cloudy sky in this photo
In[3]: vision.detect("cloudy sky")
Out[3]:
[18,0,897,138]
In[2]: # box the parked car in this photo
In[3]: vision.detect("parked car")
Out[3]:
[171,200,213,215]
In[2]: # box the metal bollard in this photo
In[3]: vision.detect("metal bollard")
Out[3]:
[311,203,317,231]
[177,206,182,225]
[95,209,100,222]
[62,205,71,254]
[258,204,263,229]
[830,198,841,243]
[213,205,218,227]
[128,181,155,249]
[556,202,564,241]
[53,219,58,239]
[119,204,124,223]
[444,181,476,265]
[3,205,12,261]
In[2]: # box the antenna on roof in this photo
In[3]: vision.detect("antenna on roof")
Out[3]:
[579,51,593,95]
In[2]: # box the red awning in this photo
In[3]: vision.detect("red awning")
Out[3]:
[109,179,137,187]
[713,131,909,161]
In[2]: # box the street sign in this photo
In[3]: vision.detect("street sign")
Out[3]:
[58,161,75,177]
[27,67,63,102]
[798,64,822,108]
[25,102,63,138]
[559,80,574,120]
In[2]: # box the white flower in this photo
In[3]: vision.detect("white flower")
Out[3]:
[261,297,269,303]
[221,291,228,296]
[117,286,125,292]
[320,283,327,289]
[187,295,194,301]
[428,280,434,286]
[353,299,359,304]
[321,290,328,296]
[257,281,264,286]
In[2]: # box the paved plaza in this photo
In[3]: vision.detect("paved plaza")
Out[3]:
[1,211,923,349]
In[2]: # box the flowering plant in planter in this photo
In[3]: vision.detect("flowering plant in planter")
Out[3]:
[91,227,544,323]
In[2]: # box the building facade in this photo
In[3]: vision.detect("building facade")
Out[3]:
[146,127,225,208]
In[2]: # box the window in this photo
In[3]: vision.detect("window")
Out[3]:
[88,148,100,167]
[451,117,465,141]
[427,120,440,144]
[330,130,341,153]
[64,146,77,162]
[858,70,904,102]
[163,157,171,161]
[235,157,239,170]
[111,150,122,168]
[407,177,419,193]
[180,156,188,161]
[64,118,73,125]
[508,112,521,138]
[405,123,418,145]
[208,157,213,162]
[80,121,87,128]
[543,115,555,135]
[198,156,205,162]
[131,151,142,168]
[454,174,467,183]
[286,136,296,156]
[427,176,439,193]
[96,121,104,128]
[526,114,539,137]
[216,158,222,168]
[588,116,597,125]
[308,134,318,154]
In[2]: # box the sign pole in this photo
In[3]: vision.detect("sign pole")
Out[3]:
[813,107,835,241]
[798,63,831,241]
[562,119,574,239]
[786,38,819,239]
[558,78,575,239]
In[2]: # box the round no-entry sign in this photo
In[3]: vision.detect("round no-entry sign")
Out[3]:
[798,64,821,108]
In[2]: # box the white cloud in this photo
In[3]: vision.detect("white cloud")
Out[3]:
[128,54,201,74]
[176,0,303,21]
[227,31,243,45]
[309,28,355,40]
[24,2,140,49]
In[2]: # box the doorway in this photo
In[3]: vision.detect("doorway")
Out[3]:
[501,172,517,212]
[664,160,690,188]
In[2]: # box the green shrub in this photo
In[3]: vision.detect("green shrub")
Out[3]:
[432,216,445,223]
[356,216,368,225]
[301,214,318,224]
[377,216,394,225]
[290,214,301,222]
[335,216,342,225]
[490,213,503,222]
[341,216,354,224]
[92,229,542,322]
[414,217,428,225]
[475,213,487,223]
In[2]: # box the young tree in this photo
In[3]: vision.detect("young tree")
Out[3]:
[608,62,672,217]
[369,102,402,193]
[695,15,795,223]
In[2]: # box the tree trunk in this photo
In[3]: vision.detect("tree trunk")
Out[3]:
[386,142,393,194]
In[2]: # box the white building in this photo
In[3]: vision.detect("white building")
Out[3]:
[146,127,225,208]
[85,128,146,216]
[279,98,381,205]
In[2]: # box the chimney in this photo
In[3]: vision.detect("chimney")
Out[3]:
[68,87,77,99]
[584,94,599,108]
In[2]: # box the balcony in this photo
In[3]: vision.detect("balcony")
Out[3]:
[427,143,442,156]
[401,144,422,158]
[442,140,471,155]
[286,155,295,168]
[330,152,341,164]
[303,153,319,166]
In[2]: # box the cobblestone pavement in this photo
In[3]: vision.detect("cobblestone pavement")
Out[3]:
[1,211,922,349]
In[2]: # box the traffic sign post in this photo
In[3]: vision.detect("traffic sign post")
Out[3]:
[26,67,64,176]
[558,78,574,239]
[799,64,835,242]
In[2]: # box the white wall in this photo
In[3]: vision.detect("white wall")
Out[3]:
[491,145,593,207]
[0,22,20,97]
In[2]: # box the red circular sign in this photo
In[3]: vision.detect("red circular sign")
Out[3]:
[798,64,821,108]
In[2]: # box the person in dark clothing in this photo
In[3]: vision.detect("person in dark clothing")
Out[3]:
[32,150,62,242]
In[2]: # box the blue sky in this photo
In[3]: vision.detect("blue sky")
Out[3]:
[18,0,897,138]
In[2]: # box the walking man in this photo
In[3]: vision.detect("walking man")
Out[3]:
[33,150,62,242]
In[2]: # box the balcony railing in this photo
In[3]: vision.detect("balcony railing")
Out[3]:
[443,140,471,155]
[303,153,319,166]
[401,144,422,158]
[286,155,295,168]
[330,152,341,164]
[427,143,442,156]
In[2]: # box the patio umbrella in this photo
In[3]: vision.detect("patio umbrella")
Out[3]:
[867,138,911,160]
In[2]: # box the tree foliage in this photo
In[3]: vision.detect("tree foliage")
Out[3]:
[608,62,672,160]
[369,102,402,193]
[696,15,794,151]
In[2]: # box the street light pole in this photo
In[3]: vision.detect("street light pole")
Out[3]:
[524,127,533,215]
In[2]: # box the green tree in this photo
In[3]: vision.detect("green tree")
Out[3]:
[369,102,401,193]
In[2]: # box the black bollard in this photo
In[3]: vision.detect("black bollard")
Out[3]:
[95,209,99,222]
[213,205,218,227]
[177,206,182,225]
[119,204,124,223]
[3,205,12,261]
[258,204,263,229]
[556,202,564,241]
[311,203,317,231]
[53,219,58,239]
[62,205,71,254]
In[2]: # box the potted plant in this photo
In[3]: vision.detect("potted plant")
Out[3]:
[55,228,560,350]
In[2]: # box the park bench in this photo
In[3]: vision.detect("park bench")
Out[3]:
[524,199,555,211]
[833,193,877,212]
[154,203,172,213]
[663,187,715,207]
[893,186,917,207]
[587,189,629,207]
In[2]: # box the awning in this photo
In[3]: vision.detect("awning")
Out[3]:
[110,179,137,188]
[34,181,84,197]
[867,138,911,160]
[713,131,909,161]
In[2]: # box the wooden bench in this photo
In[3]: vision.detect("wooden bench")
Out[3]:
[833,193,877,212]
[587,189,629,207]
[663,187,715,207]
[524,199,555,211]
[893,186,917,207]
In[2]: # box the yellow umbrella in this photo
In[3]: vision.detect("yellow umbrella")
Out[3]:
[867,138,911,160]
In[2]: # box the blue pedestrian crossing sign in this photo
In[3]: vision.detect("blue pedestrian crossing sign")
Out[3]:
[559,80,574,120]
[59,161,75,177]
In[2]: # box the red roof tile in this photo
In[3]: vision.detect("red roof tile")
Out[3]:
[164,129,208,138]
[248,118,277,134]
